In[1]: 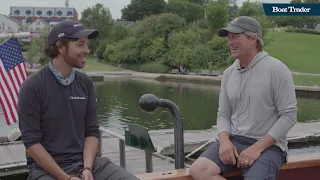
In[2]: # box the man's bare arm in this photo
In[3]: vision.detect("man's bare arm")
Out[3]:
[252,134,276,153]
[27,144,70,180]
[83,136,99,170]
[219,131,230,142]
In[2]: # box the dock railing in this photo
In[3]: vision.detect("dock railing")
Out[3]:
[97,93,186,173]
[98,124,157,173]
[98,126,126,169]
[0,32,30,39]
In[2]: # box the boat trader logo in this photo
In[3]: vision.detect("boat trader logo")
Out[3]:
[70,96,86,100]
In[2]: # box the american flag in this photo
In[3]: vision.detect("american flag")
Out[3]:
[0,38,27,125]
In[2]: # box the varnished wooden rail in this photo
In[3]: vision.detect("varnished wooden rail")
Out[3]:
[135,152,320,180]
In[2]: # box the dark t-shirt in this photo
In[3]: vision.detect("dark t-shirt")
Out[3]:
[17,66,100,171]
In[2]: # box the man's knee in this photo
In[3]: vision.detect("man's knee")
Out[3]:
[92,157,139,180]
[190,157,221,179]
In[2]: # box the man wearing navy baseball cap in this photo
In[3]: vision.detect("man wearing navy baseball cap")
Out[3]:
[18,20,139,180]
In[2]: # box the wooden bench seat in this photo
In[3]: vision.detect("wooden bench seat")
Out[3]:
[135,152,320,180]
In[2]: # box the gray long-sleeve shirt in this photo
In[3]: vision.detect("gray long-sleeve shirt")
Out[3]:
[217,51,297,153]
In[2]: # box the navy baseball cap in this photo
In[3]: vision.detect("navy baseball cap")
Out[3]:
[47,20,99,45]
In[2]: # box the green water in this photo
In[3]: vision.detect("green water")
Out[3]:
[95,77,320,134]
[1,77,320,136]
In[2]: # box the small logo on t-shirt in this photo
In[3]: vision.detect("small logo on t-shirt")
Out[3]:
[70,96,86,100]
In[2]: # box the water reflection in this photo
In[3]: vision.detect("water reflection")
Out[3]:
[0,77,320,137]
[95,77,320,134]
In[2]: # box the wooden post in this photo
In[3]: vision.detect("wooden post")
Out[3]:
[119,139,126,169]
[145,150,153,173]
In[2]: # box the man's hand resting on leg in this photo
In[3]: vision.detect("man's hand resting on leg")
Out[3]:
[219,132,239,165]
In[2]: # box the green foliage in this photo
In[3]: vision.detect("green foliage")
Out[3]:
[206,0,229,31]
[96,39,108,61]
[105,13,187,67]
[110,23,130,42]
[121,62,170,73]
[139,62,170,73]
[121,0,166,22]
[26,25,50,65]
[105,37,140,64]
[18,40,31,52]
[206,35,230,68]
[186,0,209,5]
[285,27,320,35]
[237,0,265,17]
[228,0,239,21]
[80,3,113,38]
[131,13,186,39]
[80,3,114,51]
[165,27,216,69]
[167,0,205,23]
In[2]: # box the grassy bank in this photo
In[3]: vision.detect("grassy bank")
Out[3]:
[81,55,120,71]
[294,75,320,86]
[265,32,320,74]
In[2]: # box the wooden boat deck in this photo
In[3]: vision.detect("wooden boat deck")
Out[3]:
[136,152,320,180]
[1,121,320,177]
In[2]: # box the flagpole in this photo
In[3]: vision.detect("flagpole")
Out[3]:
[0,32,30,39]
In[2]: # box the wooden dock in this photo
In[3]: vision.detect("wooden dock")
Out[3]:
[1,121,320,177]
[0,134,179,177]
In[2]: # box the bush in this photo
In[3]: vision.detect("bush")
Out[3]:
[271,27,288,32]
[121,64,140,71]
[139,62,170,73]
[121,62,170,73]
[96,41,107,61]
[285,27,320,35]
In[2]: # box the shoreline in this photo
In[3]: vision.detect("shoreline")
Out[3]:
[27,69,320,99]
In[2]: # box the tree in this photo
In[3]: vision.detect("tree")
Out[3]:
[105,13,186,65]
[206,0,229,31]
[228,0,239,21]
[80,3,114,51]
[237,0,265,17]
[97,23,130,61]
[26,25,50,66]
[302,0,320,29]
[121,0,166,22]
[167,0,205,23]
[186,0,209,5]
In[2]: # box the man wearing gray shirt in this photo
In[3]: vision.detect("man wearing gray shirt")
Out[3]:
[190,16,297,180]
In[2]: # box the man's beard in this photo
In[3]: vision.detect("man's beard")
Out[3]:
[62,49,81,69]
